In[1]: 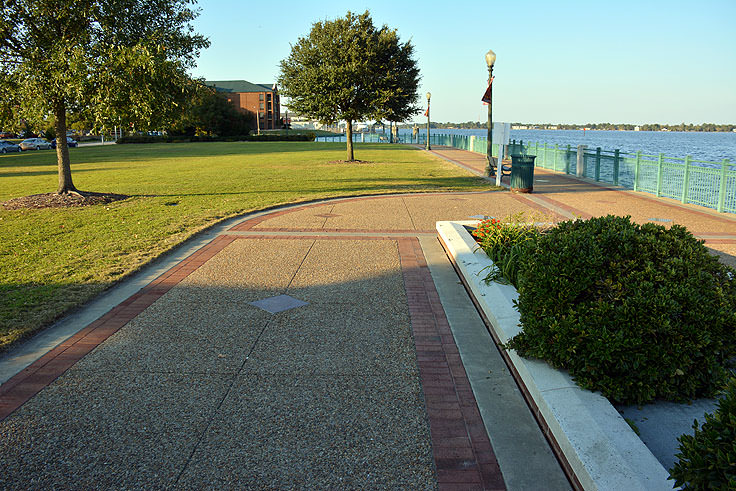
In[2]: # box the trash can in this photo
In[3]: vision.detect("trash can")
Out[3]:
[510,155,536,193]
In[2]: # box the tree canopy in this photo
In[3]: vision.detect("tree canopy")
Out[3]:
[170,87,254,137]
[0,0,209,194]
[278,11,420,161]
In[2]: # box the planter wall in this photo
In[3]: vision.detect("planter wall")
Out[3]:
[436,220,673,491]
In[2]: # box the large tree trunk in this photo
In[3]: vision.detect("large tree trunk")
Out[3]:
[346,119,354,161]
[54,100,77,195]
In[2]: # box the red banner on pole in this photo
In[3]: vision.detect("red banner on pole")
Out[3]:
[481,76,495,103]
[424,107,429,117]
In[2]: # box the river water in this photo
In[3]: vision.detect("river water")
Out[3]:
[397,128,736,163]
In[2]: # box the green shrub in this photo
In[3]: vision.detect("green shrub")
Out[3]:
[670,378,736,490]
[117,133,315,144]
[505,215,736,405]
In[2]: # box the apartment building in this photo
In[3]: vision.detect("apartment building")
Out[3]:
[205,80,281,130]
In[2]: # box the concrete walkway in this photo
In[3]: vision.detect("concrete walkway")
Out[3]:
[431,147,736,266]
[1,146,734,489]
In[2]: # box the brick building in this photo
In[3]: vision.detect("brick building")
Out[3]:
[205,80,281,130]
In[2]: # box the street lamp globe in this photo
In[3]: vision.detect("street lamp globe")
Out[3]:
[485,49,496,68]
[426,92,431,101]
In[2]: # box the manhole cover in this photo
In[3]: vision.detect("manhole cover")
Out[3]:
[249,295,309,314]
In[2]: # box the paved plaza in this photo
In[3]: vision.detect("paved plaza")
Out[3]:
[0,147,734,489]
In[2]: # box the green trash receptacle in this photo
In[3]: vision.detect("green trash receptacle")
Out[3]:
[510,155,536,193]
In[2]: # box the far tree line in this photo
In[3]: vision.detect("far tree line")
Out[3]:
[405,121,736,132]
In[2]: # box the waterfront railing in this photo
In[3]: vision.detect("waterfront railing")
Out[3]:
[520,141,735,214]
[314,132,734,213]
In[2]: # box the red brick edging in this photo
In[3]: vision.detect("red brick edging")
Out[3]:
[0,223,507,489]
[399,237,505,490]
[0,236,235,421]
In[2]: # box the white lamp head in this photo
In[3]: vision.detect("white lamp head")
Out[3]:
[485,49,496,67]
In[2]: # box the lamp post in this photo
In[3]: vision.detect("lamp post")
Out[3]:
[485,49,496,176]
[425,92,431,151]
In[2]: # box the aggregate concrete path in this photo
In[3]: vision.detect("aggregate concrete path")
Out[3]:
[1,146,733,489]
[0,190,570,490]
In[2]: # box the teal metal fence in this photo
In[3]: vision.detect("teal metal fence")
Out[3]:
[519,141,735,214]
[313,132,735,213]
[315,132,501,156]
[421,134,735,214]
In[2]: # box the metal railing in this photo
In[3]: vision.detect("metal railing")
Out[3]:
[312,132,735,213]
[521,141,735,214]
[315,132,499,156]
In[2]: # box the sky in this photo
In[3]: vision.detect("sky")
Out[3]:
[191,0,736,125]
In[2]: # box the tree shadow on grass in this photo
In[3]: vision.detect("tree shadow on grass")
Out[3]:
[0,167,126,178]
[125,176,490,199]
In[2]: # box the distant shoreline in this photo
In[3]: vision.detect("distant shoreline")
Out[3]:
[401,124,736,133]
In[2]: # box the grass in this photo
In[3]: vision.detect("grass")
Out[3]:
[0,141,489,351]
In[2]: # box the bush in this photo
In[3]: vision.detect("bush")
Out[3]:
[670,378,736,490]
[246,133,315,142]
[505,215,736,405]
[116,133,315,144]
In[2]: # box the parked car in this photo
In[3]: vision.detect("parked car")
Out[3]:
[19,138,52,150]
[0,140,21,153]
[50,136,78,149]
[0,131,16,139]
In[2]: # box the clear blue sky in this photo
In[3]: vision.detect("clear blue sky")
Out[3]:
[192,0,736,125]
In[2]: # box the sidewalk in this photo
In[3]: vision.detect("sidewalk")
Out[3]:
[0,147,733,489]
[431,147,736,267]
[0,191,568,490]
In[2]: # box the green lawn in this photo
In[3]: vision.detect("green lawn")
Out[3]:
[0,141,489,350]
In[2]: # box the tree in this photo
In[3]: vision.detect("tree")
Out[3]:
[278,11,420,161]
[0,0,209,195]
[170,86,254,137]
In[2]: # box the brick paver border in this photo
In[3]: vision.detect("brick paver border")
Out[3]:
[244,227,436,234]
[0,235,235,421]
[0,217,509,489]
[229,191,495,232]
[398,237,505,490]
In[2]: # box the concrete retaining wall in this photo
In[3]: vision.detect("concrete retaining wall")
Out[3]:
[437,220,674,491]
